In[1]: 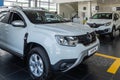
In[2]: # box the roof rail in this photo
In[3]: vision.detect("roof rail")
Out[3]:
[36,7,48,11]
[0,6,8,9]
[23,7,48,11]
[0,6,48,11]
[0,6,23,10]
[10,6,23,10]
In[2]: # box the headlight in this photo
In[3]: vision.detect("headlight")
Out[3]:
[104,22,111,26]
[55,35,79,47]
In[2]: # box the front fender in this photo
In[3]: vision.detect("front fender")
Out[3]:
[27,32,57,64]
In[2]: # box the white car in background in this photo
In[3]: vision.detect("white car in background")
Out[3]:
[0,6,99,80]
[71,14,82,24]
[73,17,82,24]
[86,12,120,38]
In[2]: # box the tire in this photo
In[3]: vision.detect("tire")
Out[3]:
[27,47,51,80]
[110,28,116,39]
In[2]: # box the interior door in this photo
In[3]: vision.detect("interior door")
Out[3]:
[4,11,27,55]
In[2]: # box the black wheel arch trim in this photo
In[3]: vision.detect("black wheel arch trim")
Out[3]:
[24,42,51,65]
[24,33,28,57]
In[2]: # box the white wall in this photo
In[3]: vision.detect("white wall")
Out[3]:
[59,3,77,19]
[78,1,97,20]
[98,4,120,12]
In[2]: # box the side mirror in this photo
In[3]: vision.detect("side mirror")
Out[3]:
[11,20,25,27]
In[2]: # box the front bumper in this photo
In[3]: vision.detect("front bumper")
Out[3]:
[86,23,112,35]
[63,44,99,72]
[52,44,99,72]
[96,28,112,35]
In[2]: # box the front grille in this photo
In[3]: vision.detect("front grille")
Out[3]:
[87,23,104,28]
[78,32,96,46]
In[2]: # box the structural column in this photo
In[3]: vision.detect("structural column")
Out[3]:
[34,0,37,7]
[28,0,31,7]
[87,1,92,18]
[56,3,60,14]
[48,0,50,11]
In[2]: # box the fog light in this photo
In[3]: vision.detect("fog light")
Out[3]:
[60,63,73,71]
[60,63,67,71]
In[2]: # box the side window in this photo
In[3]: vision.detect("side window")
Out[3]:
[0,12,6,18]
[0,14,6,21]
[9,12,26,27]
[10,13,24,23]
[0,11,10,23]
[24,11,43,24]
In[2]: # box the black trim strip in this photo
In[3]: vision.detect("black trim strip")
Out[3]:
[24,33,28,56]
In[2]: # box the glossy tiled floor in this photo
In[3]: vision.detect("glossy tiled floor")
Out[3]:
[0,36,120,80]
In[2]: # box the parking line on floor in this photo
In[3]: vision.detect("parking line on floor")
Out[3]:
[107,59,120,74]
[95,53,120,74]
[95,53,117,60]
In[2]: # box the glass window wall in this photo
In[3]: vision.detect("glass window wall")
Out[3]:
[4,0,57,11]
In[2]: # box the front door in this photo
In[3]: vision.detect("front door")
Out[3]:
[4,11,27,55]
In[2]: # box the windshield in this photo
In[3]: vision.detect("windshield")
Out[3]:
[91,13,112,19]
[23,10,68,24]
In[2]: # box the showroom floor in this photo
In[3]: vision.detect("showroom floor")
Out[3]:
[0,36,120,80]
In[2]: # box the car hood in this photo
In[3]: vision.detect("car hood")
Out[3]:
[35,22,94,35]
[87,19,112,24]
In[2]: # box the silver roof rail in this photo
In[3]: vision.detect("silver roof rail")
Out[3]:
[0,6,48,11]
[8,6,23,10]
[23,7,48,11]
[0,6,23,10]
[0,6,9,9]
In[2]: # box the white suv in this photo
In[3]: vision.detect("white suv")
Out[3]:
[0,6,99,80]
[86,12,120,38]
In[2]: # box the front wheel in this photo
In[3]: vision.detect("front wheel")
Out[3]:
[27,47,51,80]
